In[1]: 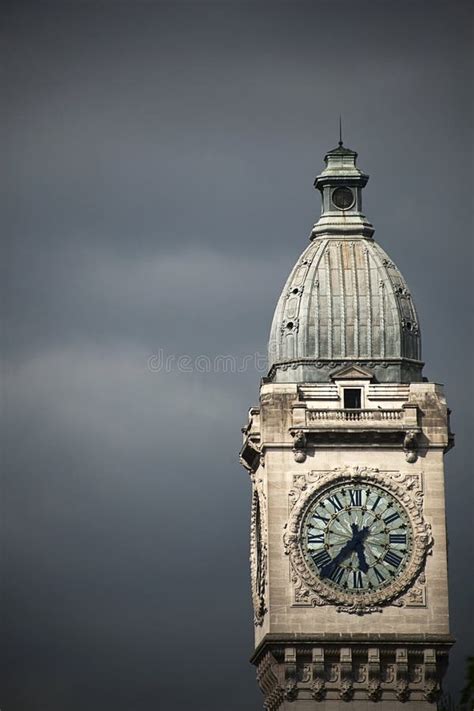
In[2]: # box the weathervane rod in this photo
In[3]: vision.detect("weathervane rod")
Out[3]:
[339,115,343,146]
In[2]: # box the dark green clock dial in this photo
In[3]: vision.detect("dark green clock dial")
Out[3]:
[302,482,413,595]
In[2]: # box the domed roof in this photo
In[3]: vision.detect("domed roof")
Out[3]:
[267,144,423,384]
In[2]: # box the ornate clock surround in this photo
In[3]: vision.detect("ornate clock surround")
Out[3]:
[250,481,268,626]
[284,466,433,614]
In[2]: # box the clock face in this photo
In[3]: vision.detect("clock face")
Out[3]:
[302,482,413,595]
[332,186,354,210]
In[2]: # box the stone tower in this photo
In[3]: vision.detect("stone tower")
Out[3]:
[240,142,454,709]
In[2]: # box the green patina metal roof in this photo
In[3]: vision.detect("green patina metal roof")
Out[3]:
[267,145,423,384]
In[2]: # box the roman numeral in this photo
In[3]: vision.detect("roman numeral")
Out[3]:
[371,495,382,511]
[327,564,345,585]
[312,550,332,569]
[327,494,343,512]
[349,489,362,506]
[308,532,325,544]
[373,566,385,583]
[383,550,403,568]
[311,513,330,524]
[352,570,363,588]
[389,533,407,545]
[383,511,400,525]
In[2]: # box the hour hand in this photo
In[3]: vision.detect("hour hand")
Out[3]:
[355,541,369,573]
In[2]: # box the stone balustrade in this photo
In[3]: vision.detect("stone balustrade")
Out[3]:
[303,405,419,429]
[307,408,403,422]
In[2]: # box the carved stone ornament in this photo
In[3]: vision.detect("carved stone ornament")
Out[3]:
[396,677,410,702]
[382,664,395,684]
[257,652,285,711]
[424,677,441,702]
[280,317,299,335]
[367,678,382,701]
[250,487,268,626]
[283,466,433,612]
[337,605,383,615]
[424,648,442,702]
[291,430,307,463]
[339,678,354,701]
[404,584,426,607]
[291,573,327,607]
[310,677,326,701]
[410,664,423,684]
[298,664,311,683]
[283,679,298,701]
[404,429,418,463]
[354,663,367,683]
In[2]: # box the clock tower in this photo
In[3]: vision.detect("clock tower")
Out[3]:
[240,142,454,709]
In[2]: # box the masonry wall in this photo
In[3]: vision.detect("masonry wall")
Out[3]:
[254,381,451,648]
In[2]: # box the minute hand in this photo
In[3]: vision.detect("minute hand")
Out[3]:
[320,527,361,577]
[320,525,370,578]
[355,539,369,573]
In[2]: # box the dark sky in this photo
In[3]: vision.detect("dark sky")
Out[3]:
[2,1,472,709]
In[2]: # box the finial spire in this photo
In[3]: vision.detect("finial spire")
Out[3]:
[338,115,343,147]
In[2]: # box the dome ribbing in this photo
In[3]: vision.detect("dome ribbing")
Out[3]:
[267,144,423,384]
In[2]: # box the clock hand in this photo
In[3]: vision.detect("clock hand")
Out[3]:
[355,525,372,573]
[320,525,362,577]
[321,525,372,579]
[355,540,369,573]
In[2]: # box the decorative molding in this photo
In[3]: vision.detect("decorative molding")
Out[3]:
[239,438,261,474]
[286,285,303,299]
[310,677,326,700]
[253,640,448,705]
[284,466,432,613]
[330,363,374,380]
[396,677,410,702]
[410,663,423,684]
[298,664,311,683]
[292,573,327,607]
[250,484,268,626]
[337,604,383,616]
[402,583,426,607]
[291,429,307,463]
[311,648,326,700]
[339,677,354,701]
[424,648,441,702]
[368,647,382,701]
[280,317,299,335]
[268,357,424,380]
[367,677,382,700]
[404,428,419,463]
[396,648,410,702]
[283,647,299,701]
[256,652,284,711]
[383,663,395,684]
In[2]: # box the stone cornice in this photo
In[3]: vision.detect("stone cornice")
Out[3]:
[251,633,455,664]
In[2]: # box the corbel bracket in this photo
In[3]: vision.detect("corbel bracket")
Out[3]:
[291,429,307,463]
[240,438,261,473]
[403,429,418,463]
[284,647,298,701]
[311,647,326,700]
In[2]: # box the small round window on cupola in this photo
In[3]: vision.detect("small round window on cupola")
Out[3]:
[332,186,355,210]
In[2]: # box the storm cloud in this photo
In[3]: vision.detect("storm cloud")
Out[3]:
[2,1,472,709]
